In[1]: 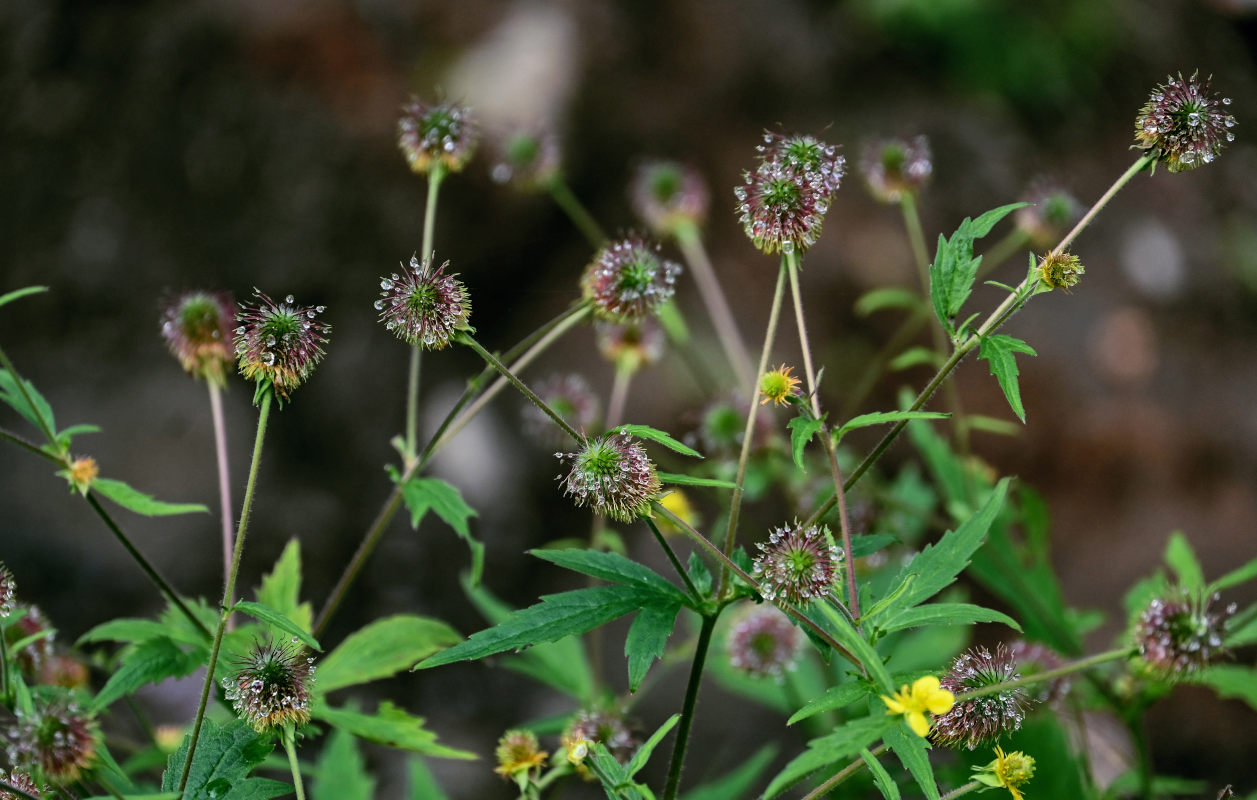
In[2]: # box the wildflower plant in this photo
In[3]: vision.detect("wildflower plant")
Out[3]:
[1,58,1255,800]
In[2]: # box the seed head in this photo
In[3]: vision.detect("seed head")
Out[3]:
[932,644,1034,750]
[376,256,472,350]
[0,563,15,618]
[735,131,844,255]
[860,135,933,203]
[629,159,710,238]
[233,290,330,402]
[726,605,802,678]
[6,693,98,784]
[581,235,681,322]
[759,364,802,406]
[1015,178,1082,248]
[523,374,600,446]
[0,770,41,800]
[1134,71,1236,172]
[491,128,561,190]
[1037,252,1084,292]
[561,709,637,766]
[221,639,316,733]
[397,98,478,174]
[1135,589,1235,677]
[556,433,661,522]
[160,291,235,386]
[494,729,547,780]
[753,522,843,604]
[595,318,666,370]
[1007,640,1071,706]
[973,746,1036,800]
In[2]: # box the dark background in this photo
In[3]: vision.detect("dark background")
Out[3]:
[2,0,1257,796]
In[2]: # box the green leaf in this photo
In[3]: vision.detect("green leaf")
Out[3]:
[389,470,483,584]
[928,203,1028,332]
[613,423,702,457]
[83,795,179,800]
[836,411,949,441]
[1164,531,1205,592]
[317,615,460,693]
[1224,607,1257,647]
[977,334,1037,422]
[888,347,939,371]
[787,682,870,725]
[161,719,290,800]
[679,745,777,800]
[312,725,374,800]
[965,414,1021,437]
[92,636,206,710]
[1209,556,1257,594]
[0,285,48,310]
[687,553,712,597]
[255,539,312,636]
[625,602,681,692]
[231,601,321,651]
[1192,665,1257,710]
[658,472,737,489]
[407,759,451,800]
[763,715,893,798]
[863,747,901,800]
[811,602,893,693]
[878,602,1021,634]
[787,414,825,470]
[313,701,474,759]
[415,584,658,670]
[79,618,172,646]
[851,533,898,559]
[531,548,689,604]
[885,723,939,800]
[0,368,56,435]
[92,478,208,516]
[855,287,923,317]
[624,713,681,778]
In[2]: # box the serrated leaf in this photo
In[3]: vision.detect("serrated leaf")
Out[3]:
[313,725,374,800]
[763,715,893,798]
[161,719,290,800]
[837,411,949,441]
[658,472,737,489]
[625,602,681,692]
[787,414,825,470]
[877,602,1021,634]
[1191,665,1257,710]
[389,469,483,584]
[318,615,460,694]
[863,748,901,800]
[885,723,939,800]
[1164,532,1205,592]
[624,713,680,778]
[977,334,1036,422]
[855,287,923,317]
[0,368,56,434]
[929,203,1028,331]
[92,636,206,710]
[614,423,702,457]
[811,602,894,693]
[231,601,321,651]
[415,585,657,670]
[787,682,869,726]
[888,347,939,371]
[0,285,48,310]
[255,539,312,636]
[679,745,777,800]
[531,548,689,604]
[312,701,474,758]
[1209,556,1257,594]
[92,478,208,516]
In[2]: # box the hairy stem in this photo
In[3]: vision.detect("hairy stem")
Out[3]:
[955,646,1133,702]
[283,723,308,800]
[663,612,717,800]
[940,781,983,800]
[456,333,583,444]
[546,175,606,248]
[207,383,234,601]
[800,744,887,800]
[675,223,753,386]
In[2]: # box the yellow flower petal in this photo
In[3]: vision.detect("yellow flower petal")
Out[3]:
[906,711,931,738]
[926,687,955,715]
[881,694,907,714]
[911,675,941,701]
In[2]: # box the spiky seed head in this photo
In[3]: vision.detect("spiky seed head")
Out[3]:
[753,522,843,604]
[595,318,666,370]
[1135,590,1235,677]
[221,639,316,732]
[1016,178,1082,248]
[6,693,98,784]
[735,131,844,256]
[561,709,637,766]
[581,235,681,322]
[491,128,561,190]
[1134,71,1236,172]
[0,563,15,618]
[726,605,803,678]
[629,159,710,238]
[494,730,547,780]
[860,135,933,203]
[556,434,661,522]
[0,769,41,799]
[1007,640,1071,706]
[376,256,473,350]
[765,132,845,195]
[1037,252,1084,292]
[759,364,802,406]
[397,98,478,174]
[523,374,600,446]
[233,290,330,402]
[932,644,1034,750]
[160,291,235,386]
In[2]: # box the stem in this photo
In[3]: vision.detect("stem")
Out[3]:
[954,647,1133,702]
[283,723,308,800]
[0,425,57,463]
[403,165,445,466]
[207,383,234,597]
[643,517,702,604]
[799,744,886,800]
[545,175,606,248]
[606,360,633,429]
[179,390,273,794]
[899,193,931,291]
[675,224,754,387]
[422,164,446,262]
[456,333,583,444]
[663,612,717,800]
[0,345,57,447]
[312,488,404,638]
[940,781,983,800]
[720,262,788,584]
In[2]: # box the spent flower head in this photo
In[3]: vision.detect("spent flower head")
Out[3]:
[630,159,710,239]
[397,97,478,174]
[726,604,803,678]
[974,746,1036,800]
[1037,252,1084,292]
[494,729,547,781]
[234,291,330,402]
[1134,71,1236,172]
[581,235,681,322]
[6,693,98,784]
[1016,178,1082,248]
[753,522,842,604]
[1135,589,1235,677]
[881,675,955,738]
[932,644,1033,750]
[160,290,235,386]
[735,131,844,255]
[222,639,316,733]
[759,364,802,406]
[556,433,661,522]
[0,562,14,618]
[0,770,40,800]
[377,256,473,350]
[860,135,933,203]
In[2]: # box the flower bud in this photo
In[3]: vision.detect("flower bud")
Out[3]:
[581,235,681,322]
[160,291,235,386]
[1134,71,1236,172]
[1135,589,1235,677]
[726,604,802,678]
[376,256,473,350]
[758,364,802,406]
[753,521,842,604]
[561,709,637,766]
[1037,252,1084,292]
[556,433,662,522]
[595,317,666,370]
[860,135,932,203]
[59,457,98,497]
[629,159,710,239]
[931,644,1033,750]
[234,290,330,402]
[397,98,478,174]
[222,639,316,733]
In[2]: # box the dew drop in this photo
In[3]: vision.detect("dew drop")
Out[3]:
[373,299,385,310]
[285,294,295,304]
[381,279,394,290]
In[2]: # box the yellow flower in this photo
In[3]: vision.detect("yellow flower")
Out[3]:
[759,365,802,406]
[656,490,699,535]
[881,675,955,737]
[59,456,100,496]
[494,729,548,779]
[973,746,1036,800]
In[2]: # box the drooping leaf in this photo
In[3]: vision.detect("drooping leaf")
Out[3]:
[854,287,923,317]
[877,602,1021,634]
[92,478,208,517]
[977,334,1037,422]
[531,548,689,604]
[161,718,290,800]
[0,285,48,310]
[787,682,870,726]
[625,601,681,692]
[679,745,777,800]
[836,411,949,441]
[1163,531,1205,593]
[312,701,474,759]
[389,469,483,584]
[658,472,737,489]
[884,723,939,800]
[863,747,901,800]
[317,615,460,694]
[312,725,374,800]
[787,414,825,470]
[613,423,702,457]
[928,203,1028,333]
[231,601,321,651]
[763,715,894,798]
[92,636,206,710]
[255,539,312,635]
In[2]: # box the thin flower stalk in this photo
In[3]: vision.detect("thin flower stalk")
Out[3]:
[799,745,887,800]
[940,781,983,799]
[643,517,703,604]
[545,174,607,248]
[282,724,307,800]
[674,223,753,386]
[455,333,583,444]
[404,162,447,468]
[207,382,234,598]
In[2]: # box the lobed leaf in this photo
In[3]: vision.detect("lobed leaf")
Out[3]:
[863,747,901,800]
[763,715,893,798]
[161,719,290,800]
[977,334,1037,423]
[92,636,206,711]
[876,602,1021,634]
[788,682,870,726]
[787,414,825,470]
[928,202,1028,332]
[255,539,312,635]
[531,548,689,604]
[624,601,681,692]
[318,615,460,694]
[390,470,483,584]
[312,725,375,800]
[884,723,939,800]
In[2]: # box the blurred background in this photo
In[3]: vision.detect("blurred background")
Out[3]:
[2,0,1257,796]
